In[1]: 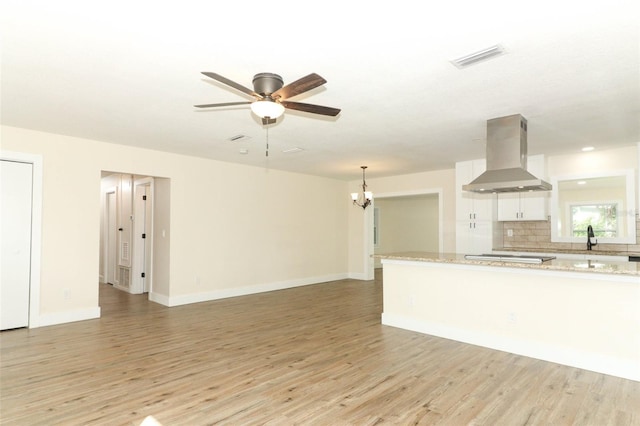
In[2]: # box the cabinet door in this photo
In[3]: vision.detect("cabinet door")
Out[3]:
[455,220,493,254]
[469,159,495,221]
[456,159,492,221]
[455,161,475,221]
[521,155,548,220]
[472,220,494,253]
[496,155,548,221]
[520,191,548,220]
[455,220,474,253]
[498,191,548,221]
[473,196,494,221]
[497,193,520,221]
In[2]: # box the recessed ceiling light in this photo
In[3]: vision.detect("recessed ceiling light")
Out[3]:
[577,181,586,185]
[239,149,249,155]
[581,146,595,152]
[451,44,506,68]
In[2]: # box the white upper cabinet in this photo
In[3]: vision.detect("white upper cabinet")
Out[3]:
[455,159,495,254]
[455,159,493,222]
[497,155,549,221]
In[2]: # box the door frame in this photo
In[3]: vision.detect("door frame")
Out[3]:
[367,188,444,278]
[0,150,43,328]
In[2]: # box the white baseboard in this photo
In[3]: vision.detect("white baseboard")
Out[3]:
[149,291,170,306]
[27,274,358,327]
[381,313,640,382]
[347,272,369,280]
[32,307,101,328]
[164,273,349,307]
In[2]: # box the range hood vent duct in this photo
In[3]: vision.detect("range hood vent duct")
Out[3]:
[462,114,552,193]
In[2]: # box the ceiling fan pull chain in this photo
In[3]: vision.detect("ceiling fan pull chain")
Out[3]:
[265,126,269,157]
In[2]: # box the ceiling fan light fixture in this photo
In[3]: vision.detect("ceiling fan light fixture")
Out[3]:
[250,100,285,119]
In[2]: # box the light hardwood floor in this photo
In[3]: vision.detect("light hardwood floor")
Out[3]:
[1,271,639,425]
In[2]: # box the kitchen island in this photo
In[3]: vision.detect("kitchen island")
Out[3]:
[375,252,640,381]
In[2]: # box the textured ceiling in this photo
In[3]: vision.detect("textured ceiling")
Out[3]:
[1,0,639,180]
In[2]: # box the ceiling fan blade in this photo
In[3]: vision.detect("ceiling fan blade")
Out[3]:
[272,73,326,100]
[194,101,252,108]
[201,72,260,98]
[280,101,341,117]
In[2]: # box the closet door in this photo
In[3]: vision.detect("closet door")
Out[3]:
[1,160,33,330]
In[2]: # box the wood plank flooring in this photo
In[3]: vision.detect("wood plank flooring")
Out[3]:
[1,271,639,425]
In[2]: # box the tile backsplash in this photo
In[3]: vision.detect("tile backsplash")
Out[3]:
[498,218,640,253]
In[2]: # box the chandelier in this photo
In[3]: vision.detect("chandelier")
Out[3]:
[351,166,372,209]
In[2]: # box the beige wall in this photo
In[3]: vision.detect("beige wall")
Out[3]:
[8,122,632,326]
[374,195,439,254]
[2,125,349,324]
[152,177,171,297]
[347,168,456,277]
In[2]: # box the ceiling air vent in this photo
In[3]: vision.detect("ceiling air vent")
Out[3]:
[451,44,506,68]
[282,147,304,154]
[228,134,251,142]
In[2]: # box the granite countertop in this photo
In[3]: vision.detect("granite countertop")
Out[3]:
[374,251,640,277]
[494,247,640,257]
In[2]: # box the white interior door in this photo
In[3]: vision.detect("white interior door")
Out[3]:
[142,185,152,293]
[133,179,153,294]
[106,191,117,284]
[1,160,32,330]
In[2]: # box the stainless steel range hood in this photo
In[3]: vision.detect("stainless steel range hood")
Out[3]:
[462,114,552,193]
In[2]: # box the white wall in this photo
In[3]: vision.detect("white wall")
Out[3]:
[381,260,640,381]
[547,146,638,177]
[547,145,638,244]
[2,125,349,324]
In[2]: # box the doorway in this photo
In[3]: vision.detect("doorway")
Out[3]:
[100,173,154,296]
[368,189,443,275]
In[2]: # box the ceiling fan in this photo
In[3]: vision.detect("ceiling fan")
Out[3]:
[195,72,341,125]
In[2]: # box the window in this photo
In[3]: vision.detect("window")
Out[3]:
[570,203,618,237]
[550,169,636,244]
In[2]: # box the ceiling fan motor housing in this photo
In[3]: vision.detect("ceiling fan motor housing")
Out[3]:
[253,73,283,96]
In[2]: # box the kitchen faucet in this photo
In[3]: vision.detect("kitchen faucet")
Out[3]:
[587,225,597,250]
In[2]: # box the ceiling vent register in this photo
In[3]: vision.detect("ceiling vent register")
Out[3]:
[451,44,506,68]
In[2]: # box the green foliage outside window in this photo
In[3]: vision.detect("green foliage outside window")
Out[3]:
[571,203,618,237]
